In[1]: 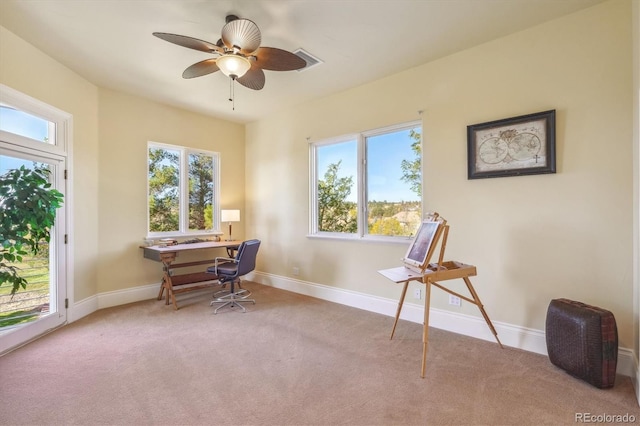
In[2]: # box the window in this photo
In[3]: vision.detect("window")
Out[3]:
[310,121,422,239]
[0,106,55,145]
[0,84,68,155]
[147,142,220,236]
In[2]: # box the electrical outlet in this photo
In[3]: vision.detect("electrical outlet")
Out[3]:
[414,288,421,300]
[449,295,461,307]
[292,267,299,276]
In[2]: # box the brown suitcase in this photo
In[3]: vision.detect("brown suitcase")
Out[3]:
[545,298,618,388]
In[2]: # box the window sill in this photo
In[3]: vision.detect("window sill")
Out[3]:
[306,233,412,245]
[146,231,223,240]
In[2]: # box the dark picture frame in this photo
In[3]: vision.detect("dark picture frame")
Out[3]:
[467,109,556,179]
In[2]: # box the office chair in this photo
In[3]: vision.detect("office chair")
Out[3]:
[207,239,260,314]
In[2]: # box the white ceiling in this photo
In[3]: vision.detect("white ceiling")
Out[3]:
[0,0,604,124]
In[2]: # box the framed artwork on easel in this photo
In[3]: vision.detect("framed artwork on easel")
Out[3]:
[403,220,441,272]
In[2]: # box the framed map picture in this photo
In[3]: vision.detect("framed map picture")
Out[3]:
[467,110,556,179]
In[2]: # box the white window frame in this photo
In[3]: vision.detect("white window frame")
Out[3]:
[0,85,68,156]
[147,141,221,238]
[309,120,422,242]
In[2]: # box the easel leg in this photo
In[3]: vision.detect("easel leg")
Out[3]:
[421,281,432,378]
[463,277,503,349]
[390,281,409,340]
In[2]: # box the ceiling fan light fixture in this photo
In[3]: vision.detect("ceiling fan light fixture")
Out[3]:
[154,14,302,104]
[217,54,251,79]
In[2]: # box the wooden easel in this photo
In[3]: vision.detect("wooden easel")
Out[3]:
[379,215,503,378]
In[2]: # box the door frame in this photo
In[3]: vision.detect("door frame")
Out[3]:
[0,84,73,354]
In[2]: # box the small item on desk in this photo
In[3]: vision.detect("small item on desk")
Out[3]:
[159,238,178,247]
[182,238,205,244]
[143,238,154,247]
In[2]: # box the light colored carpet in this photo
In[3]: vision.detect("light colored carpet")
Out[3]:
[1,282,639,425]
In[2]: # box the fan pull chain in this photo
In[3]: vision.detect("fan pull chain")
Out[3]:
[228,78,237,111]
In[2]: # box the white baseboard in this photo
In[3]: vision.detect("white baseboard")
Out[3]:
[69,282,159,322]
[248,271,637,379]
[67,272,636,379]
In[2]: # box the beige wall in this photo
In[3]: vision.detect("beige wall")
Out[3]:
[0,25,100,302]
[96,88,245,293]
[246,1,635,346]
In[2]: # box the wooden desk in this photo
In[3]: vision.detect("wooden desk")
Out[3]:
[379,261,503,377]
[141,240,241,310]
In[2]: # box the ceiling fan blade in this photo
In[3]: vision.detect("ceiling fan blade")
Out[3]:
[221,18,261,55]
[182,59,220,79]
[252,47,306,71]
[237,67,265,90]
[153,32,220,53]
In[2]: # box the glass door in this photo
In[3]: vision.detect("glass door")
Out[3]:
[0,143,67,354]
[0,87,70,354]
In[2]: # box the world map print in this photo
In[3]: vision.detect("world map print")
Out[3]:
[475,118,547,173]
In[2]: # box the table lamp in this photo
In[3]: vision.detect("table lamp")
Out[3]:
[220,209,240,241]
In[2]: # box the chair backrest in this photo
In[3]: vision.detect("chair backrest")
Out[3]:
[235,239,261,277]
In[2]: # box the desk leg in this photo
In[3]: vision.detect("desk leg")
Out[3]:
[390,281,409,340]
[421,280,432,378]
[157,276,165,301]
[158,253,179,310]
[463,277,503,349]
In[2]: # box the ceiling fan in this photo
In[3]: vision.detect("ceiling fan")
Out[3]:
[153,14,306,93]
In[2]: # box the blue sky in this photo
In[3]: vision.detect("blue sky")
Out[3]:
[317,128,420,202]
[0,106,50,173]
[0,155,32,174]
[0,107,49,141]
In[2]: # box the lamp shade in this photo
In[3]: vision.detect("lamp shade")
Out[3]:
[221,209,240,222]
[216,54,251,78]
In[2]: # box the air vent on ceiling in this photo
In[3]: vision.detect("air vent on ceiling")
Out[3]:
[293,49,322,72]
